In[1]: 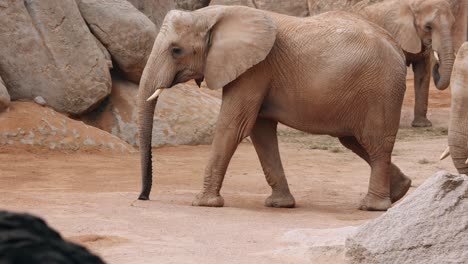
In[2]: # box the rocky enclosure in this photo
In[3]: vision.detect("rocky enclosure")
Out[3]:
[0,0,218,151]
[0,0,466,152]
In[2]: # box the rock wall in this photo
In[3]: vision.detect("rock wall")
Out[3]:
[77,0,157,83]
[0,0,111,115]
[127,0,175,30]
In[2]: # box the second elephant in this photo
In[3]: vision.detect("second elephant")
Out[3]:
[138,6,412,211]
[357,0,464,127]
[441,42,468,173]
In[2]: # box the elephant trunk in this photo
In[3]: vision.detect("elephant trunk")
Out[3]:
[137,37,176,200]
[448,43,468,174]
[448,119,468,174]
[138,97,157,200]
[432,27,455,90]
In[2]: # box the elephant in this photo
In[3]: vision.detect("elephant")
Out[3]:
[440,42,468,173]
[356,0,463,127]
[137,5,412,211]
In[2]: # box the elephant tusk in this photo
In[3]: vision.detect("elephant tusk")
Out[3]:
[146,88,164,101]
[439,146,450,160]
[433,51,440,63]
[465,158,468,165]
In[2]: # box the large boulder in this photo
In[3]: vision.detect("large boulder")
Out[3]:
[0,102,133,153]
[0,0,111,115]
[82,73,221,147]
[210,0,255,8]
[307,0,362,15]
[254,0,309,16]
[77,0,158,83]
[0,77,10,112]
[210,0,309,16]
[345,172,468,264]
[175,0,211,10]
[127,0,175,30]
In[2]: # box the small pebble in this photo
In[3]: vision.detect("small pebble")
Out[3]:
[34,96,47,106]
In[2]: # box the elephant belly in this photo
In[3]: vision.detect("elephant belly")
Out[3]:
[258,96,354,137]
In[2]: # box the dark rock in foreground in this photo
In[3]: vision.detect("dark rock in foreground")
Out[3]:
[0,210,106,264]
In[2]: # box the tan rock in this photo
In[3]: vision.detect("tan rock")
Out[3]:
[82,74,221,147]
[175,0,211,10]
[211,0,309,16]
[127,0,175,30]
[77,0,158,83]
[0,0,111,115]
[0,102,133,153]
[307,0,362,15]
[0,77,10,112]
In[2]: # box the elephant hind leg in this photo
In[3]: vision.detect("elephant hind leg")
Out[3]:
[411,58,432,127]
[250,118,295,208]
[338,136,411,209]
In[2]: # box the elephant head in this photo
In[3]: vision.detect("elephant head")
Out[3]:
[137,6,277,200]
[390,0,456,90]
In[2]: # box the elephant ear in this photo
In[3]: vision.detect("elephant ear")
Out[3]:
[450,0,468,53]
[392,1,421,54]
[201,6,277,90]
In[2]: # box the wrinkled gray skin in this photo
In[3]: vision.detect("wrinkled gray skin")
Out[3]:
[357,0,457,127]
[138,6,411,211]
[448,42,468,173]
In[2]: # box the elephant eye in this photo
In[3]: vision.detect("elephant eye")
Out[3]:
[171,47,183,58]
[424,25,432,32]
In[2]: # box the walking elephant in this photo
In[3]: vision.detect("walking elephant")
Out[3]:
[137,6,411,211]
[356,0,465,127]
[440,42,468,173]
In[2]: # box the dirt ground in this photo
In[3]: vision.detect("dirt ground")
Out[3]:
[0,75,457,264]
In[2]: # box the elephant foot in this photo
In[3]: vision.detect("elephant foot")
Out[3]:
[265,191,296,208]
[411,117,432,127]
[390,173,412,203]
[192,193,224,207]
[359,193,391,211]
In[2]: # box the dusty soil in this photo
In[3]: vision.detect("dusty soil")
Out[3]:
[0,74,456,264]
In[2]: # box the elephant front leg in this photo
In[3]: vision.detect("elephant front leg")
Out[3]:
[192,77,267,207]
[250,118,295,208]
[411,57,432,127]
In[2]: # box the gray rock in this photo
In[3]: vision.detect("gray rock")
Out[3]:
[307,0,362,15]
[210,0,255,8]
[345,171,468,264]
[254,0,309,16]
[34,96,46,106]
[0,76,10,111]
[127,0,175,31]
[81,73,221,147]
[175,0,211,10]
[211,0,309,17]
[77,0,159,83]
[0,0,111,115]
[256,226,358,262]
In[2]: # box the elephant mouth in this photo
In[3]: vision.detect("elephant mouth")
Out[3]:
[146,73,205,102]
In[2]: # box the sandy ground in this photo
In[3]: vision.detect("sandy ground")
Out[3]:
[0,75,457,263]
